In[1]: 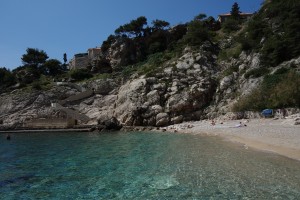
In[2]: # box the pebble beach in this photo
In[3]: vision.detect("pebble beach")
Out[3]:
[166,115,300,161]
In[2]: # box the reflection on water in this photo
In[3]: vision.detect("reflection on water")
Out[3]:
[0,132,300,199]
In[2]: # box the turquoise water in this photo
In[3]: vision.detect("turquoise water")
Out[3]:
[1,132,300,199]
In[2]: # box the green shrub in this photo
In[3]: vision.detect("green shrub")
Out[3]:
[89,73,112,81]
[222,65,239,77]
[218,44,242,61]
[232,88,266,111]
[183,20,210,46]
[273,67,289,75]
[30,76,52,91]
[121,65,139,78]
[244,67,270,79]
[269,72,300,107]
[32,82,42,90]
[148,42,163,54]
[222,18,240,33]
[233,71,300,111]
[239,36,254,51]
[136,52,167,76]
[119,51,177,78]
[69,69,93,81]
[262,73,283,90]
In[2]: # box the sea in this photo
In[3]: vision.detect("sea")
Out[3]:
[1,131,300,199]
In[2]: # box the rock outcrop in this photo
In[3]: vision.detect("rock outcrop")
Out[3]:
[99,117,122,131]
[1,41,299,129]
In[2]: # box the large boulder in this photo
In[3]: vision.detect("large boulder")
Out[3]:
[101,117,122,130]
[146,90,160,105]
[156,113,169,127]
[171,115,184,124]
[219,75,234,91]
[86,79,117,95]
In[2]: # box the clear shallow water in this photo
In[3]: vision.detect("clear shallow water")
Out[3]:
[0,132,300,199]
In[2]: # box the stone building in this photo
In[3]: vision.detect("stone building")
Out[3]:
[68,53,89,70]
[217,13,253,23]
[68,47,102,70]
[88,48,101,60]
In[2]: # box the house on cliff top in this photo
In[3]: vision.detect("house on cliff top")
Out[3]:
[68,47,101,70]
[217,13,253,23]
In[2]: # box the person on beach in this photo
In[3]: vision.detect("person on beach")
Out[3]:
[235,122,247,128]
[6,134,11,140]
[211,120,216,126]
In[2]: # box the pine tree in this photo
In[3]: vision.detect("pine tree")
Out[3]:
[230,2,240,19]
[63,53,67,64]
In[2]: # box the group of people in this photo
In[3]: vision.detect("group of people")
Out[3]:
[210,120,224,126]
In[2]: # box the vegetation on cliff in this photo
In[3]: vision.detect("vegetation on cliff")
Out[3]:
[239,0,300,67]
[232,0,300,111]
[233,70,300,111]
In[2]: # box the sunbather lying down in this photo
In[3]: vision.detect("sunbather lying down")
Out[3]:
[234,122,247,128]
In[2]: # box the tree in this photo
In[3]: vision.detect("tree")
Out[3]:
[147,30,170,54]
[230,2,241,20]
[19,48,49,80]
[152,19,170,30]
[183,20,210,46]
[21,48,48,68]
[63,53,67,64]
[101,34,117,52]
[194,13,207,21]
[222,2,242,32]
[0,67,16,89]
[132,16,147,37]
[42,59,65,76]
[115,16,148,37]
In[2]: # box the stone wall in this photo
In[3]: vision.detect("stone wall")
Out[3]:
[88,48,101,60]
[24,118,76,129]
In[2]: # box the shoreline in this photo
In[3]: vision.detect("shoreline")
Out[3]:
[165,118,300,161]
[0,128,91,133]
[1,117,300,161]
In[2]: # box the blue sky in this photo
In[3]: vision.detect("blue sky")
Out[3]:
[0,0,263,70]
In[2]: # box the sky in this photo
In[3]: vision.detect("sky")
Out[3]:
[0,0,263,70]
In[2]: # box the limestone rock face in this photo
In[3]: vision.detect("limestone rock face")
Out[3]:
[86,79,117,95]
[2,38,298,129]
[249,53,261,69]
[0,86,71,127]
[104,38,144,69]
[219,75,234,91]
[0,43,220,128]
[146,90,160,106]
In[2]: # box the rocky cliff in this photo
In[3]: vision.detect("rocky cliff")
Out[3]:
[1,39,299,129]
